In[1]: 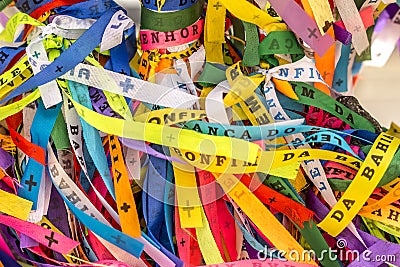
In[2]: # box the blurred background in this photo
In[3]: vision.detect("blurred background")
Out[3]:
[354,53,400,128]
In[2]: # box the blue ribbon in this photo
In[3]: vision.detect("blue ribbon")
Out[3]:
[15,0,52,14]
[185,119,372,145]
[125,26,138,62]
[163,160,176,254]
[142,150,183,266]
[0,46,26,74]
[143,157,166,244]
[0,248,22,267]
[54,0,119,19]
[333,44,351,93]
[68,80,116,200]
[144,150,175,253]
[79,142,97,193]
[1,7,119,104]
[48,164,145,257]
[18,101,61,209]
[110,41,132,77]
[274,90,305,120]
[78,223,99,262]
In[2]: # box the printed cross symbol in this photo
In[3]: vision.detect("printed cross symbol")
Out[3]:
[180,238,186,246]
[322,71,330,80]
[335,79,343,86]
[44,231,58,247]
[120,202,131,213]
[55,66,63,72]
[307,27,318,39]
[154,165,162,173]
[168,188,174,199]
[79,109,85,117]
[213,2,222,10]
[25,175,37,191]
[166,134,175,142]
[119,78,135,93]
[15,102,23,110]
[253,15,260,19]
[354,25,362,32]
[225,221,231,229]
[182,200,194,217]
[269,197,277,204]
[33,51,40,58]
[111,235,125,245]
[119,106,126,114]
[129,158,136,165]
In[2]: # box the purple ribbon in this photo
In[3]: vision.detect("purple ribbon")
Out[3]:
[306,189,400,266]
[120,137,185,163]
[333,23,352,45]
[88,87,185,162]
[0,147,14,171]
[19,234,38,249]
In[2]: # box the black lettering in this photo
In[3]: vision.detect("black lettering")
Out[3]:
[376,142,389,153]
[331,210,344,222]
[185,151,195,161]
[216,155,226,166]
[335,104,343,115]
[361,167,374,180]
[387,209,400,222]
[66,191,81,205]
[283,153,294,161]
[180,27,189,38]
[165,31,176,42]
[301,86,315,99]
[151,32,159,43]
[343,199,355,211]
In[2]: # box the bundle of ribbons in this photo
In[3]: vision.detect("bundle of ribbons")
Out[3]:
[0,0,399,266]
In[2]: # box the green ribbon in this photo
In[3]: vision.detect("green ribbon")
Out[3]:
[242,21,260,67]
[292,82,376,132]
[51,110,70,150]
[259,31,304,56]
[140,0,205,32]
[0,0,11,11]
[197,62,226,86]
